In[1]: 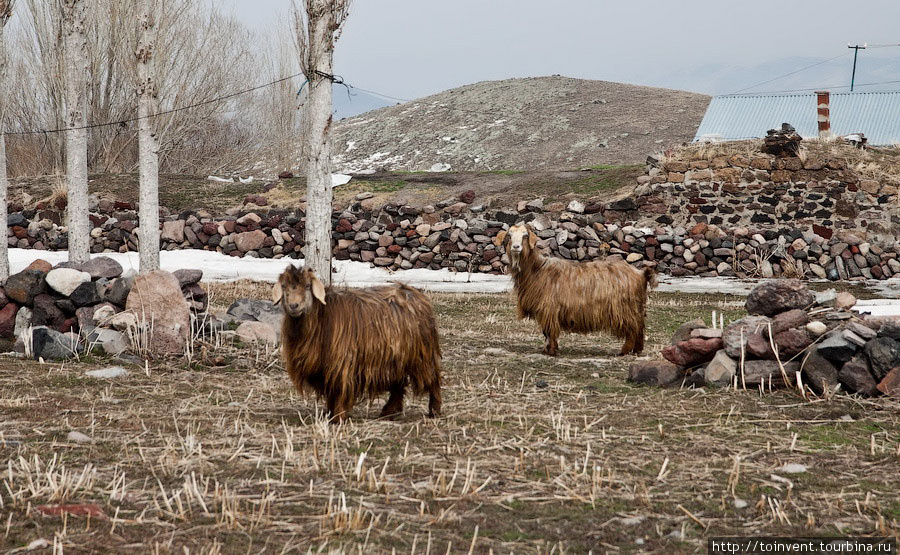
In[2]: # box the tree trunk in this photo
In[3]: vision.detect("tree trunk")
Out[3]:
[0,132,7,282]
[136,0,160,272]
[62,0,90,264]
[303,2,336,286]
[0,12,9,282]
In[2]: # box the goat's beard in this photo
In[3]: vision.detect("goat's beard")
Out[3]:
[509,250,521,272]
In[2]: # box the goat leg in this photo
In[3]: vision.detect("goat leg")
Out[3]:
[380,383,405,419]
[542,328,559,356]
[427,384,442,418]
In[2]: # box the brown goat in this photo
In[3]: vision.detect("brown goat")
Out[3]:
[495,224,656,356]
[273,266,442,422]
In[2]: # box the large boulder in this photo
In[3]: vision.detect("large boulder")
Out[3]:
[723,315,771,358]
[45,268,92,296]
[125,270,191,356]
[3,270,48,306]
[745,279,815,317]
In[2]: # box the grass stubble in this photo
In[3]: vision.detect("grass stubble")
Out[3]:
[2,288,900,553]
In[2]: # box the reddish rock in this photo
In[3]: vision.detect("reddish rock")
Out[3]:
[690,222,708,236]
[813,224,833,240]
[25,259,52,273]
[222,220,236,233]
[723,315,772,358]
[459,189,476,204]
[278,170,294,179]
[0,303,19,338]
[746,332,774,359]
[838,354,878,396]
[4,270,48,306]
[234,230,267,253]
[769,309,809,336]
[774,328,812,358]
[800,349,839,394]
[877,368,900,396]
[662,337,723,367]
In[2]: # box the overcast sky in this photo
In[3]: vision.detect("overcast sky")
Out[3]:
[223,0,900,99]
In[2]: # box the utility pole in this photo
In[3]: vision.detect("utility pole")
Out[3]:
[848,43,867,92]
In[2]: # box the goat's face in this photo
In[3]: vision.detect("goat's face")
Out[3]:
[494,224,537,261]
[272,266,327,317]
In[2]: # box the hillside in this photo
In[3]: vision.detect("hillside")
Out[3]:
[331,76,709,172]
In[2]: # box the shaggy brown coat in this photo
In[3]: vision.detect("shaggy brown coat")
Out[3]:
[495,224,656,356]
[273,266,442,421]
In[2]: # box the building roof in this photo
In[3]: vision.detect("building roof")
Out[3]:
[693,91,900,146]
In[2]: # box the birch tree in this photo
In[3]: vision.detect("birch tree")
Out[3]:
[0,0,13,281]
[136,0,159,271]
[61,0,90,264]
[293,0,351,286]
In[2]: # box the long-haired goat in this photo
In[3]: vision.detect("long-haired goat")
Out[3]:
[495,223,656,356]
[273,266,442,421]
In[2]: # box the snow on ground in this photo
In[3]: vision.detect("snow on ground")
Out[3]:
[9,248,900,297]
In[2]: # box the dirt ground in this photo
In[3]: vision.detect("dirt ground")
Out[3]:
[2,288,900,554]
[9,165,642,215]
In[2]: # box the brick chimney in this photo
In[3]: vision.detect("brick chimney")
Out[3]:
[816,91,831,138]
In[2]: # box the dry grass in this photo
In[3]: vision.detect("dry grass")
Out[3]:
[3,289,900,553]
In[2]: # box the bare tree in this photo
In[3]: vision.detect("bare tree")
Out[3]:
[136,0,159,272]
[293,0,351,286]
[0,0,14,281]
[61,0,90,264]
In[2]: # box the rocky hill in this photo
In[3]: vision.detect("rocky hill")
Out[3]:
[332,76,709,172]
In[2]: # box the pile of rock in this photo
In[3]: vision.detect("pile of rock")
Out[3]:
[0,258,207,360]
[10,189,900,280]
[630,279,900,397]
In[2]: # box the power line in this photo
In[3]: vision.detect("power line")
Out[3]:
[727,52,850,95]
[722,78,900,96]
[7,72,305,135]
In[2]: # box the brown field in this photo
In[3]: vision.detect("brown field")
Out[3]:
[2,287,900,553]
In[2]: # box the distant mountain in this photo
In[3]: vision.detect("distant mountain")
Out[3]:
[653,52,900,96]
[331,76,709,172]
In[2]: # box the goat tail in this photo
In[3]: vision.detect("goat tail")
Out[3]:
[643,265,658,291]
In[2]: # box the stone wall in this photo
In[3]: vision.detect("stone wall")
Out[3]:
[629,150,900,238]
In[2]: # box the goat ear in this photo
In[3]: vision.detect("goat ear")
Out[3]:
[310,276,327,305]
[527,229,538,249]
[493,230,508,247]
[272,281,283,305]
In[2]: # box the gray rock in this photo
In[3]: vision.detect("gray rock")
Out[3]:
[173,269,203,287]
[864,337,900,380]
[815,288,837,306]
[671,318,706,344]
[104,275,134,307]
[800,349,838,394]
[226,298,283,329]
[745,279,814,317]
[69,281,101,307]
[627,360,683,387]
[817,333,858,363]
[723,315,771,358]
[31,326,80,360]
[79,256,123,279]
[704,350,736,385]
[87,328,129,356]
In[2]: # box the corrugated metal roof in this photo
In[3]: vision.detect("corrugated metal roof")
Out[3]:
[693,91,900,146]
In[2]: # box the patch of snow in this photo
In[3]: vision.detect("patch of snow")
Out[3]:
[239,176,253,184]
[332,174,352,187]
[85,366,128,379]
[428,163,451,172]
[207,175,234,183]
[779,463,807,474]
[345,140,356,152]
